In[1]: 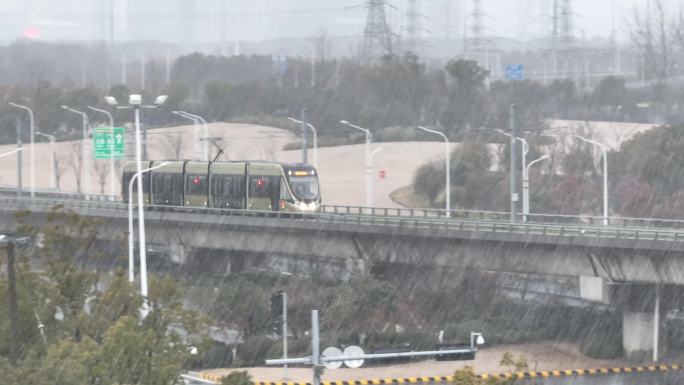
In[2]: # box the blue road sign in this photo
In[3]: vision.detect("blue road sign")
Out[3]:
[505,64,524,81]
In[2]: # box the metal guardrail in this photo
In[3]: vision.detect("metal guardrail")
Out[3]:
[0,187,116,202]
[3,187,684,230]
[321,205,684,229]
[1,195,684,245]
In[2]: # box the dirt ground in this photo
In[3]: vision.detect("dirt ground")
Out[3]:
[199,341,674,382]
[0,122,453,208]
[0,119,658,208]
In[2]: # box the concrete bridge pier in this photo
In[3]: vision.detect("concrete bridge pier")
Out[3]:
[580,277,677,362]
[580,277,674,361]
[617,284,666,361]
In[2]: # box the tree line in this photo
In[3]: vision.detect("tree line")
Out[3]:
[0,47,675,148]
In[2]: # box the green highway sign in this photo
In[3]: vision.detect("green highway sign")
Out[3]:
[93,127,125,159]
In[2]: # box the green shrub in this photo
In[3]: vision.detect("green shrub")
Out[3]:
[221,371,252,385]
[237,336,275,366]
[188,341,234,369]
[667,321,684,350]
[579,312,623,359]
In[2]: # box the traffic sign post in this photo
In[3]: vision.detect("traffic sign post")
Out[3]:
[93,127,125,159]
[505,64,524,81]
[266,310,485,385]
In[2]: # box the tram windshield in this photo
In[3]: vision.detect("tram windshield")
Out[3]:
[289,175,319,201]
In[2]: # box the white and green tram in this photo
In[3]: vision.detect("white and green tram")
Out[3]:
[122,161,321,212]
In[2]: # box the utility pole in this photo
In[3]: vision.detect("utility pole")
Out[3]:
[404,0,422,54]
[282,292,288,379]
[7,242,18,365]
[2,235,29,366]
[509,104,518,223]
[551,0,574,79]
[468,0,486,52]
[361,0,393,63]
[466,0,492,83]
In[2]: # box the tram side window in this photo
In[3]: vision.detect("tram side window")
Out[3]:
[141,173,151,194]
[153,173,183,206]
[124,172,151,200]
[122,172,133,201]
[186,174,208,197]
[211,175,245,209]
[280,177,293,202]
[249,176,279,199]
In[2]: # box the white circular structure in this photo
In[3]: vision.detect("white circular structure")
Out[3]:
[343,345,365,368]
[322,346,343,370]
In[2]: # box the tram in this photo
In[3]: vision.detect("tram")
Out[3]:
[122,160,321,212]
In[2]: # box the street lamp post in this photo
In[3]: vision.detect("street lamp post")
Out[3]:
[61,106,91,194]
[87,106,117,197]
[172,111,201,160]
[0,148,22,159]
[106,94,167,307]
[35,133,56,190]
[176,111,209,161]
[9,103,34,197]
[575,135,609,226]
[509,104,518,223]
[524,155,549,222]
[287,117,318,168]
[127,162,169,283]
[340,120,372,209]
[495,129,529,221]
[418,126,450,214]
[369,146,388,208]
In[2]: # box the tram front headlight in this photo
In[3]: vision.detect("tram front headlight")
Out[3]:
[298,202,317,211]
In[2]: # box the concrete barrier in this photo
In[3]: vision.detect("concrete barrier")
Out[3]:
[199,364,683,385]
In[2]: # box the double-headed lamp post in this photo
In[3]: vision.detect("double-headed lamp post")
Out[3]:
[340,120,372,208]
[87,106,117,197]
[287,117,318,168]
[35,132,56,190]
[418,126,450,214]
[575,135,609,226]
[128,162,169,283]
[61,106,91,194]
[8,103,34,197]
[105,94,168,305]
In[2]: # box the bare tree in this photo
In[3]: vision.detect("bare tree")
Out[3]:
[158,134,184,159]
[92,159,109,194]
[54,151,70,191]
[66,141,83,193]
[672,6,684,54]
[628,0,673,88]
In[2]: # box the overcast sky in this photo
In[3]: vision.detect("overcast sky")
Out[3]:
[0,0,674,44]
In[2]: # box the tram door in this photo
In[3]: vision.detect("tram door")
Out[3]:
[247,163,281,211]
